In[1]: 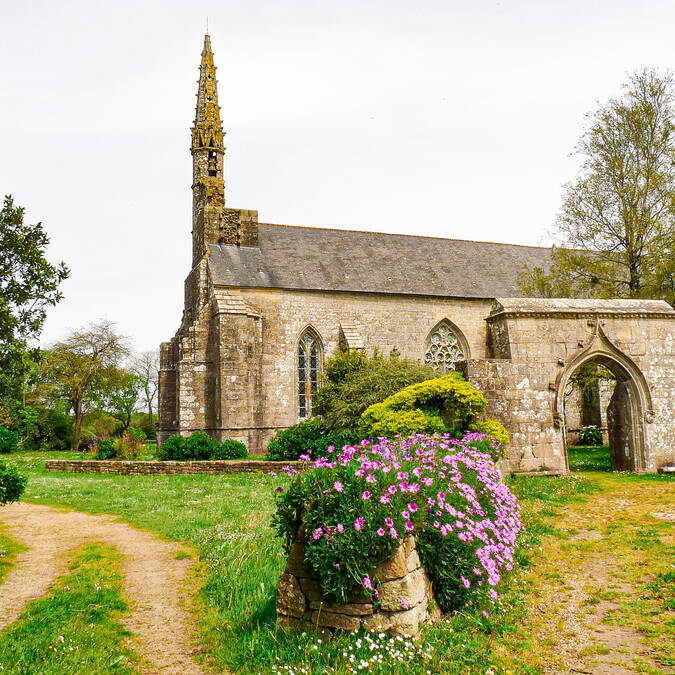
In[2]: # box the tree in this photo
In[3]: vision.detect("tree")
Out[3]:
[519,70,675,305]
[130,350,159,424]
[39,320,130,450]
[90,368,144,434]
[0,196,69,397]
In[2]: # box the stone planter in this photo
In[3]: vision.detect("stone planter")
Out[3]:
[276,531,439,636]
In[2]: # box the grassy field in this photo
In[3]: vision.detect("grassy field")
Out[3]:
[0,543,139,674]
[0,448,672,674]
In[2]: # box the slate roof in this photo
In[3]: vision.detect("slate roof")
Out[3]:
[208,223,553,299]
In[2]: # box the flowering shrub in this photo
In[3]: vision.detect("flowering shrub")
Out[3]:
[273,432,520,613]
[359,373,509,459]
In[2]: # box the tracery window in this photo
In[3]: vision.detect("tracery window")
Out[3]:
[424,322,467,372]
[298,329,321,418]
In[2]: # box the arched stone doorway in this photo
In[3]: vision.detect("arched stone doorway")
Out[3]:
[555,344,653,473]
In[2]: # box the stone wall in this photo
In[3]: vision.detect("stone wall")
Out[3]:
[277,534,439,636]
[45,459,301,475]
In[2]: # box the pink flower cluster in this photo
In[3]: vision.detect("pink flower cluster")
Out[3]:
[295,433,521,600]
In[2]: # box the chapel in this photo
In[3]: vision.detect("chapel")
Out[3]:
[158,35,675,474]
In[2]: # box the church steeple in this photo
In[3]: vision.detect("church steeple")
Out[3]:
[191,33,226,265]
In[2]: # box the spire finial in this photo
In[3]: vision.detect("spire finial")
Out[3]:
[206,16,209,33]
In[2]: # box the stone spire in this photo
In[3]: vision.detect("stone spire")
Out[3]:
[191,33,226,265]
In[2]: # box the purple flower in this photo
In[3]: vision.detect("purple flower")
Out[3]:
[400,597,409,609]
[389,527,399,539]
[404,521,414,532]
[363,574,373,591]
[313,527,323,540]
[354,517,365,531]
[388,485,397,495]
[376,528,386,537]
[333,481,344,493]
[275,486,284,493]
[384,517,394,527]
[408,502,418,513]
[460,576,471,589]
[366,473,376,484]
[362,491,371,501]
[336,523,345,534]
[379,494,391,505]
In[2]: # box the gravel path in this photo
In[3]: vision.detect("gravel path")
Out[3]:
[0,502,209,674]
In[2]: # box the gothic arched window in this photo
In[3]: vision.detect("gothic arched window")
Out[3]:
[424,321,469,373]
[298,329,322,418]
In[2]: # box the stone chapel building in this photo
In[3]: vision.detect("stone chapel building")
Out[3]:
[159,35,675,474]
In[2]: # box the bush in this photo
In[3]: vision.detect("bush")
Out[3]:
[314,349,436,434]
[183,430,213,460]
[157,434,185,461]
[577,425,603,446]
[266,419,359,461]
[0,461,27,505]
[211,439,249,460]
[0,427,18,454]
[272,433,521,612]
[95,438,117,459]
[359,373,509,458]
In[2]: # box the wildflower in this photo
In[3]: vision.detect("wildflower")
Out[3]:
[363,575,373,591]
[389,527,399,539]
[379,494,391,505]
[404,521,414,532]
[384,517,394,527]
[460,576,471,589]
[388,485,397,495]
[362,491,371,500]
[376,528,385,537]
[336,523,345,534]
[333,481,344,493]
[354,517,365,531]
[313,527,323,540]
[401,597,409,609]
[408,502,418,513]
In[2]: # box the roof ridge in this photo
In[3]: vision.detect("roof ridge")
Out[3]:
[257,221,552,251]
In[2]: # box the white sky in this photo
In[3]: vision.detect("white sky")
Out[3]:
[1,0,674,353]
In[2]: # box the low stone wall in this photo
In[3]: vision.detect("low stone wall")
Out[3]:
[277,533,439,636]
[45,459,301,475]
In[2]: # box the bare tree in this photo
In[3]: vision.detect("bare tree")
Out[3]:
[40,319,130,450]
[130,349,160,423]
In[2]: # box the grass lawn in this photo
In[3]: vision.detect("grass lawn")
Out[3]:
[567,444,612,472]
[0,543,139,674]
[1,449,673,674]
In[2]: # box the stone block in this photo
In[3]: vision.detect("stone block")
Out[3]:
[309,601,373,616]
[379,568,429,612]
[285,542,314,578]
[277,573,307,618]
[311,610,360,631]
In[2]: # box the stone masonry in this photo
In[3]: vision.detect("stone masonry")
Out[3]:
[159,34,675,473]
[277,533,439,636]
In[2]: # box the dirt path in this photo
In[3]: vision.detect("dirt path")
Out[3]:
[0,502,209,674]
[518,477,675,674]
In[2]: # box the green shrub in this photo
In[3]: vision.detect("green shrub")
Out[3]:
[95,438,117,460]
[266,419,359,461]
[211,439,248,460]
[314,349,436,434]
[183,430,213,460]
[157,434,185,461]
[577,425,603,446]
[0,461,27,505]
[0,427,18,454]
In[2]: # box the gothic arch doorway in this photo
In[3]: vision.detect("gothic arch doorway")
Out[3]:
[555,348,652,473]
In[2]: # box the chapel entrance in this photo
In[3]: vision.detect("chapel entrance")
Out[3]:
[561,354,649,473]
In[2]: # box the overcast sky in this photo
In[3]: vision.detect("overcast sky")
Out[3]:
[1,0,674,353]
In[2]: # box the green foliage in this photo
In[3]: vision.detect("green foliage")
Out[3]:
[211,439,249,460]
[360,372,486,436]
[0,195,69,399]
[0,460,27,505]
[469,419,510,450]
[568,445,612,472]
[157,434,185,461]
[518,70,675,305]
[577,426,603,446]
[158,431,248,461]
[314,349,436,434]
[0,426,19,454]
[266,418,359,461]
[95,439,117,460]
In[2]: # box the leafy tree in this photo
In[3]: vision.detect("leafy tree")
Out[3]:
[0,196,68,397]
[314,349,436,433]
[519,70,675,305]
[38,320,130,450]
[91,368,144,434]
